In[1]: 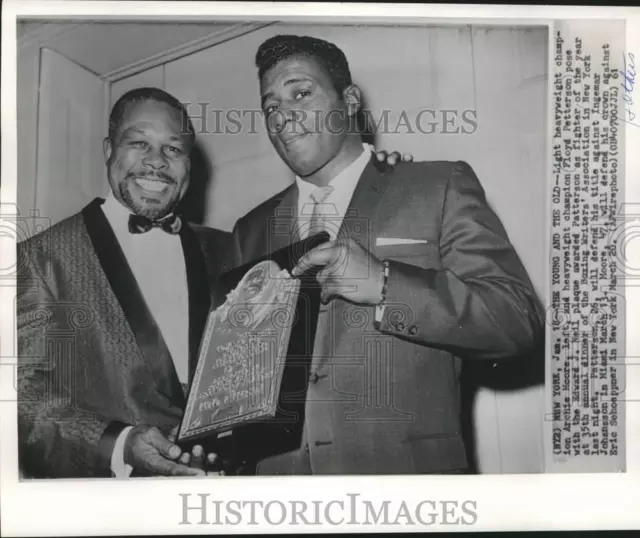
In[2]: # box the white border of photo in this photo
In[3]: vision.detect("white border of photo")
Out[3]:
[1,2,639,534]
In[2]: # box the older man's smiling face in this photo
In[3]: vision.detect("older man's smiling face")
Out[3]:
[104,99,191,219]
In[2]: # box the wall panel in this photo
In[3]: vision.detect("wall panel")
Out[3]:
[35,49,105,230]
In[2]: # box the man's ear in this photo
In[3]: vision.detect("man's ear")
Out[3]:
[103,137,112,163]
[343,84,362,117]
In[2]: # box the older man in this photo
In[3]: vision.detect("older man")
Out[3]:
[17,88,231,478]
[17,85,405,478]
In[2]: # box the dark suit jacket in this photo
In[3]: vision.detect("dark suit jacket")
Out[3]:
[230,156,544,475]
[17,198,230,478]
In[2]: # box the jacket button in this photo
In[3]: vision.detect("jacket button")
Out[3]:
[305,444,310,454]
[396,322,405,331]
[409,325,418,335]
[309,372,319,384]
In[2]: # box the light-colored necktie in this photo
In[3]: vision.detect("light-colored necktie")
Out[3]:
[306,185,335,239]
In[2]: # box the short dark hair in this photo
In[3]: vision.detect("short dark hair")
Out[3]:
[108,87,195,147]
[255,35,352,96]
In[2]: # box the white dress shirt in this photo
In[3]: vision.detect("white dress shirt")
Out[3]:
[296,143,371,240]
[101,192,189,477]
[296,143,385,321]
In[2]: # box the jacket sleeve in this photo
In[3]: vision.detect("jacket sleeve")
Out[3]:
[376,161,544,360]
[17,245,128,478]
[229,220,245,268]
[191,224,234,280]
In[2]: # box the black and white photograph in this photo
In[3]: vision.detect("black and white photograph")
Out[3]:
[1,1,638,534]
[14,16,549,479]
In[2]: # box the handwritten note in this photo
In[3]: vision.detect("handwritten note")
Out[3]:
[621,52,636,126]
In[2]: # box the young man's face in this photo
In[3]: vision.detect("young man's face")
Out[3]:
[104,99,191,219]
[260,55,353,178]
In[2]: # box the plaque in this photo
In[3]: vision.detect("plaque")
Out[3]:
[177,232,329,464]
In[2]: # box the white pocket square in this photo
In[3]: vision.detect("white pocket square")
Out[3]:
[376,237,429,246]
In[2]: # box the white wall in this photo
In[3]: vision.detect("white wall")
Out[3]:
[17,47,106,236]
[17,42,40,227]
[111,65,164,105]
[111,23,548,473]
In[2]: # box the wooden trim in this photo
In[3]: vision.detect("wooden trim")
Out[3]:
[103,77,111,135]
[101,21,277,82]
[31,45,44,219]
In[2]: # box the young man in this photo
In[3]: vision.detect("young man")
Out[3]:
[230,35,544,475]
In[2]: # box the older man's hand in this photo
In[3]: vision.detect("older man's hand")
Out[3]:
[124,425,206,477]
[372,146,414,166]
[168,426,224,476]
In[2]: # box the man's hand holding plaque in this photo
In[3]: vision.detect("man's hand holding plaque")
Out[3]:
[121,425,223,477]
[168,426,225,476]
[177,232,328,466]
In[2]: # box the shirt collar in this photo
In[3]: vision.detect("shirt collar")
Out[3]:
[101,190,180,240]
[102,190,134,237]
[295,142,370,201]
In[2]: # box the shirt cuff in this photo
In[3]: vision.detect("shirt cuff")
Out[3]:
[374,259,390,324]
[110,425,134,478]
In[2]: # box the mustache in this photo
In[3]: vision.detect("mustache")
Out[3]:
[126,171,175,183]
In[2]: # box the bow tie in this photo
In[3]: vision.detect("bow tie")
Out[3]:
[128,213,183,235]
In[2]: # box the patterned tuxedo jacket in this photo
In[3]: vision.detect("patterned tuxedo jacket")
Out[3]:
[17,198,229,478]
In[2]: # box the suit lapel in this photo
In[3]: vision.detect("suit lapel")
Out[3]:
[179,224,212,385]
[82,198,185,408]
[269,155,391,251]
[311,156,392,369]
[269,183,300,251]
[337,155,392,246]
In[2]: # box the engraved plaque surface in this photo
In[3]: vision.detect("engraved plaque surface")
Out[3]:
[179,260,299,441]
[177,233,328,457]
